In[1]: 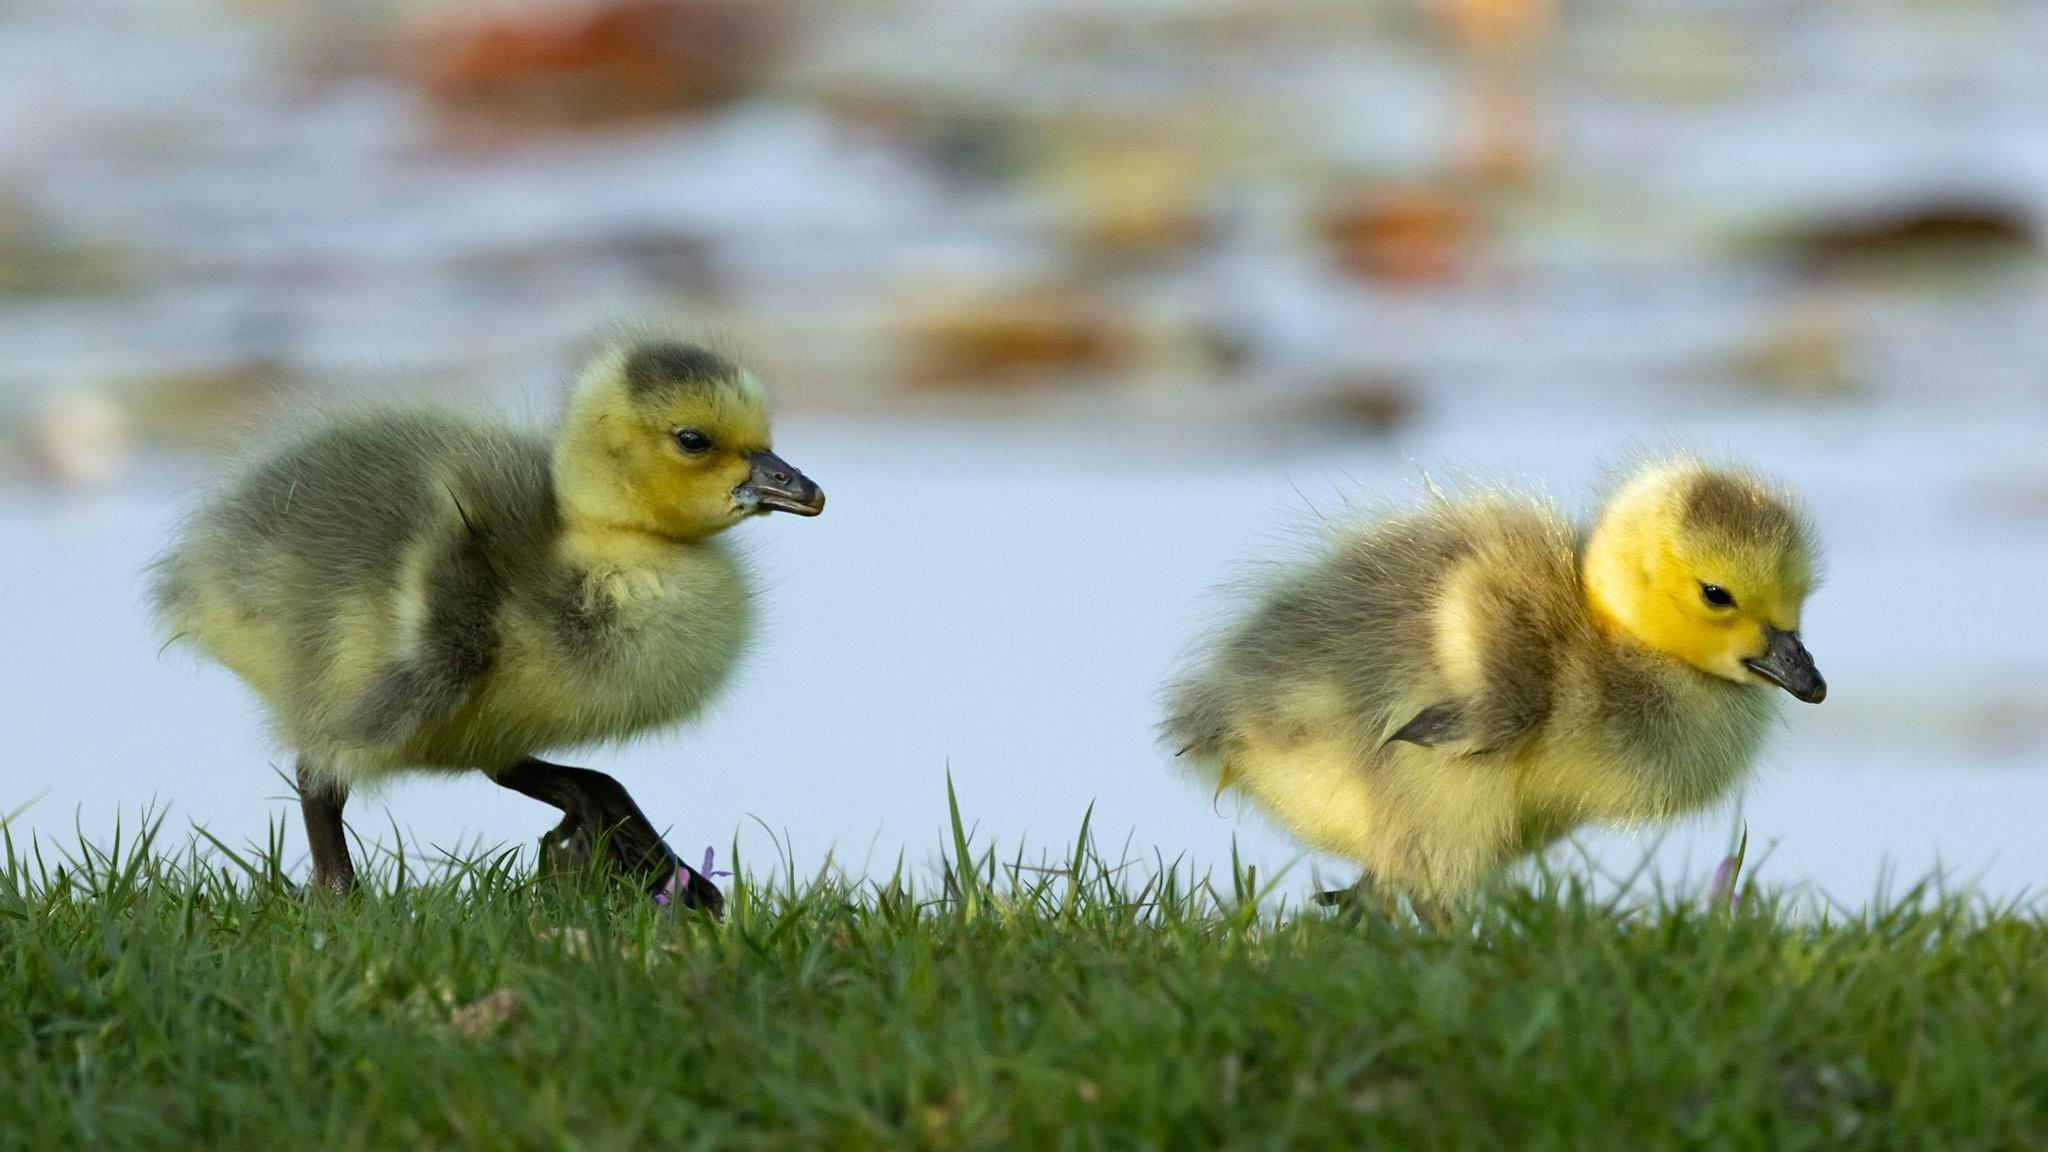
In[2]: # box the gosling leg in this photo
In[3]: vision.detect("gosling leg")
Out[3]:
[491,758,724,915]
[1314,873,1403,927]
[1316,876,1457,932]
[1410,893,1460,933]
[295,758,355,896]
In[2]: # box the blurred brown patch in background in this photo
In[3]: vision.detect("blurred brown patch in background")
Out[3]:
[0,0,2043,488]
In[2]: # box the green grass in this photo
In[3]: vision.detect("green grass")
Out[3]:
[4,800,2046,1151]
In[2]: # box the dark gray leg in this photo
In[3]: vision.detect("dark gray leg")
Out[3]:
[296,758,355,896]
[1409,894,1453,933]
[491,758,724,915]
[1316,873,1453,931]
[1314,872,1403,926]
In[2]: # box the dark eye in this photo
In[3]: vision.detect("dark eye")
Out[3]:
[674,428,712,454]
[1700,583,1736,609]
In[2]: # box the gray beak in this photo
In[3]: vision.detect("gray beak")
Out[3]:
[735,449,824,517]
[1745,625,1826,704]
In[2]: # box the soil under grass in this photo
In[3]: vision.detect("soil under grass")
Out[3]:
[4,808,2045,1151]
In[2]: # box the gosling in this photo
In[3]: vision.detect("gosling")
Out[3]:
[1164,458,1824,916]
[153,341,825,910]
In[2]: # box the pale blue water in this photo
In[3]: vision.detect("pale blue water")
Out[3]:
[7,406,2047,910]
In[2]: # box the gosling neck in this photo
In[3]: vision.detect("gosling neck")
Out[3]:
[552,448,718,573]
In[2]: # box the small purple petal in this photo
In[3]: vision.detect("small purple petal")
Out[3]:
[655,866,688,905]
[701,846,733,880]
[1708,854,1740,911]
[650,867,691,915]
[1709,856,1736,889]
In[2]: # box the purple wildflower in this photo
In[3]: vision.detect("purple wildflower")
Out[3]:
[652,848,732,909]
[1708,827,1750,913]
[1708,855,1741,911]
[1703,819,1753,910]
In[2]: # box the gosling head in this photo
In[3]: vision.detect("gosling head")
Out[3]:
[1582,460,1824,703]
[555,341,825,542]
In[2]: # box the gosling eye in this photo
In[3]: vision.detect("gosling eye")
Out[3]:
[673,428,713,455]
[1700,583,1737,609]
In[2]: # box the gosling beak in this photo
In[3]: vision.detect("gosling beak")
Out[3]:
[735,449,825,517]
[1744,626,1826,704]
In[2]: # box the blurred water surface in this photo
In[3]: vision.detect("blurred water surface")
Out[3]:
[9,403,2048,907]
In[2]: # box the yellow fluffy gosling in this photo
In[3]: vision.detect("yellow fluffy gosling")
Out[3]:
[153,341,825,909]
[1164,458,1824,917]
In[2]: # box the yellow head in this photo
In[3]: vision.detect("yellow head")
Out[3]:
[1582,460,1824,702]
[554,342,825,543]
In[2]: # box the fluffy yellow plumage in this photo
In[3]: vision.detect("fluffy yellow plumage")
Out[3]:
[153,340,825,907]
[1163,458,1824,914]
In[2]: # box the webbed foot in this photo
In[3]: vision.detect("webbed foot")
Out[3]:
[507,759,725,917]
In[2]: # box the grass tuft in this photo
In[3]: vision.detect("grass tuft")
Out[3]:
[3,800,2046,1149]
